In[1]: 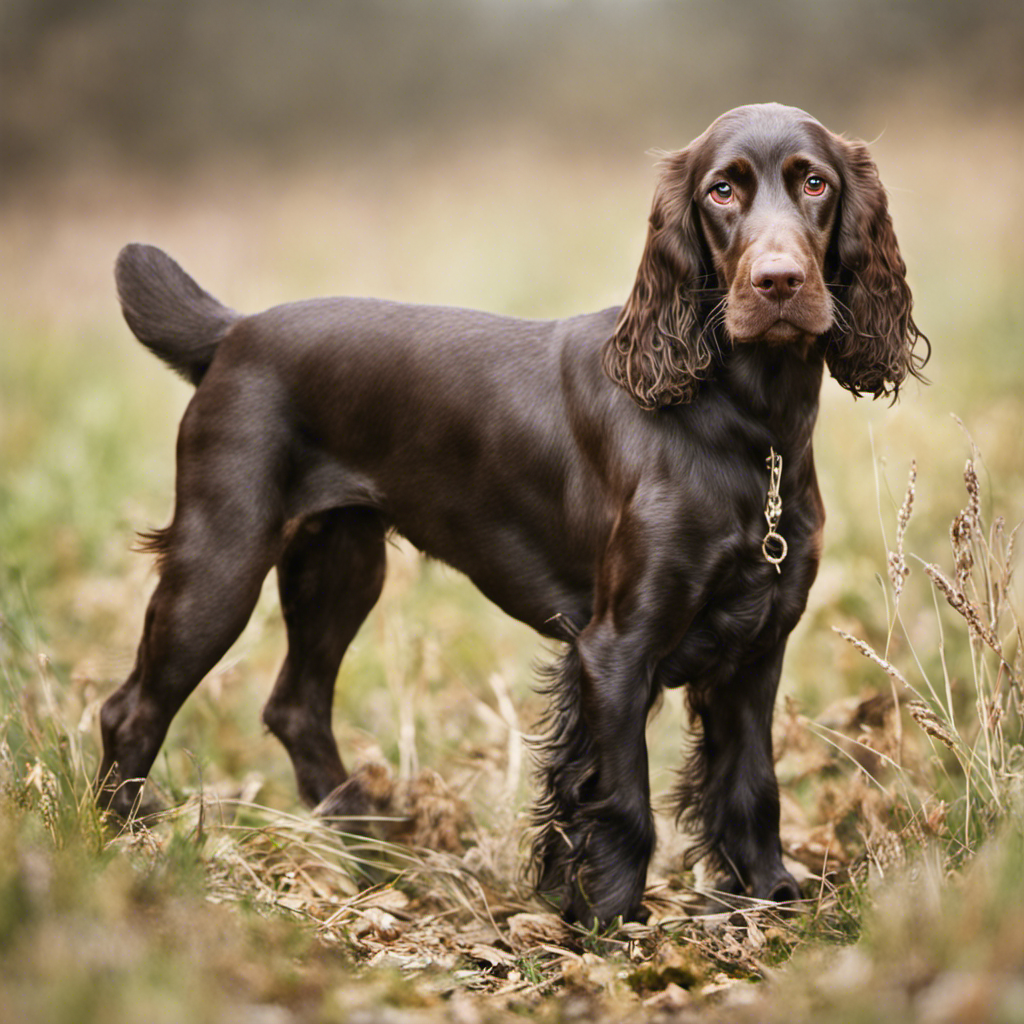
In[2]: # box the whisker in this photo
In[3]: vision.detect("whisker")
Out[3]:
[827,292,855,335]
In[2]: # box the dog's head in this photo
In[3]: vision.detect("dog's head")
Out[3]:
[605,102,929,408]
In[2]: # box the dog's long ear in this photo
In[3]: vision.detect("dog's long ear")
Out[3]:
[604,148,713,409]
[825,139,929,399]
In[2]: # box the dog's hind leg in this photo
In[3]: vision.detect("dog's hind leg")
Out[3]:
[261,506,387,815]
[98,402,284,819]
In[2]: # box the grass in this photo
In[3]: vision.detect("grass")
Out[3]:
[2,116,1023,1020]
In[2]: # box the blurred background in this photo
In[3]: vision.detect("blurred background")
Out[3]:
[2,0,1022,810]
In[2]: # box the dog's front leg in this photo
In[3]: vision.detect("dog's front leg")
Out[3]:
[534,614,662,928]
[678,640,802,907]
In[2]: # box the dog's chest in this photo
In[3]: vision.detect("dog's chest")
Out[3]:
[661,511,816,687]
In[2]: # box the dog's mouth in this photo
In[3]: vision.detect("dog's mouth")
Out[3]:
[757,319,815,344]
[725,295,834,346]
[727,316,820,346]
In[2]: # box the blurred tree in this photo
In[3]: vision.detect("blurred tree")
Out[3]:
[2,0,1022,179]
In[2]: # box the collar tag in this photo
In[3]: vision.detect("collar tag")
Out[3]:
[762,448,788,573]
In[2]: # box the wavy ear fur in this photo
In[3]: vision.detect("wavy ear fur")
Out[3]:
[825,139,929,399]
[603,149,714,409]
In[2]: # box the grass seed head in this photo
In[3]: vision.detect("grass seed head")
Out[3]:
[888,460,917,601]
[907,701,960,752]
[924,562,1002,656]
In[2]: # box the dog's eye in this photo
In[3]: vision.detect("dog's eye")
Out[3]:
[804,175,827,197]
[709,182,734,205]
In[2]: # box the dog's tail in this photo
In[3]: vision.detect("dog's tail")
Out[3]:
[115,244,240,387]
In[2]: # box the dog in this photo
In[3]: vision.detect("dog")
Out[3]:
[98,103,927,927]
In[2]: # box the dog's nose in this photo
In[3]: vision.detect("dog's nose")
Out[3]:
[751,255,805,301]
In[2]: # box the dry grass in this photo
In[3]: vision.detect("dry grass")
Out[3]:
[3,442,1020,1022]
[835,435,1021,855]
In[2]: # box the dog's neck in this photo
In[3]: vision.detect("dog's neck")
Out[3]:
[717,341,824,459]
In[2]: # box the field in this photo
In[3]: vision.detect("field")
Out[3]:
[1,108,1022,1023]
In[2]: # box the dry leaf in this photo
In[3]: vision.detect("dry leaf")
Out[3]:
[506,912,572,950]
[643,982,693,1009]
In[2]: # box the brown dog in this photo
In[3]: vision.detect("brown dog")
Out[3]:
[99,104,927,926]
